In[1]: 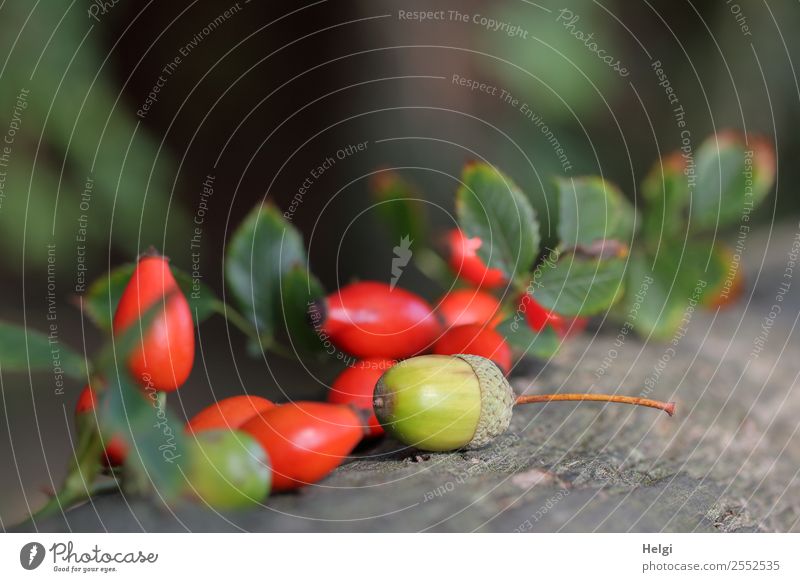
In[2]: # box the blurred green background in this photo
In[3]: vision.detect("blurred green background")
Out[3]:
[0,0,797,525]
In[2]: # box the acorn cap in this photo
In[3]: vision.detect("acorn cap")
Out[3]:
[455,354,515,449]
[373,354,514,451]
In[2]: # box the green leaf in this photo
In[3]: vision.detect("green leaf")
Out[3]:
[97,366,186,500]
[415,247,454,288]
[624,247,720,340]
[83,263,218,331]
[0,4,192,273]
[702,243,741,305]
[624,251,684,340]
[456,162,539,280]
[278,265,326,354]
[533,255,625,317]
[93,290,184,498]
[556,176,637,248]
[497,317,560,359]
[370,171,426,245]
[225,205,310,342]
[691,132,775,230]
[641,153,690,243]
[0,321,86,380]
[83,264,136,331]
[173,268,220,324]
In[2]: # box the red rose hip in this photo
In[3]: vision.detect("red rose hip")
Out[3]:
[438,288,503,328]
[327,359,395,437]
[240,402,364,492]
[186,395,275,433]
[446,229,505,289]
[519,293,563,332]
[113,253,195,391]
[312,281,440,359]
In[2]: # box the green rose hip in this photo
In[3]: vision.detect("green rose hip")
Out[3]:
[185,429,271,509]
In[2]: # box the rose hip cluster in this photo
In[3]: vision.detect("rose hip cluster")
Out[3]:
[74,235,672,511]
[74,252,366,506]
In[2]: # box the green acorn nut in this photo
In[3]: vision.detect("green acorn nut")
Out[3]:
[373,354,515,451]
[374,354,677,452]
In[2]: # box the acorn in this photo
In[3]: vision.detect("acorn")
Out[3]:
[373,354,675,452]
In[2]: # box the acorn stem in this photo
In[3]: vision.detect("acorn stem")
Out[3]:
[515,393,675,416]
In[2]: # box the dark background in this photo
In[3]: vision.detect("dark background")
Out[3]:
[1,0,797,526]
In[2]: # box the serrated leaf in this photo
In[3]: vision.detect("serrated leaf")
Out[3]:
[370,171,426,245]
[691,132,775,230]
[556,176,637,248]
[279,265,326,354]
[496,317,560,359]
[533,255,625,317]
[0,321,86,380]
[225,205,309,342]
[456,162,539,279]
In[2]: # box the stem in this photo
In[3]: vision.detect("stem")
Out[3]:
[515,393,675,416]
[213,301,298,359]
[18,428,105,528]
[265,340,296,359]
[214,301,258,342]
